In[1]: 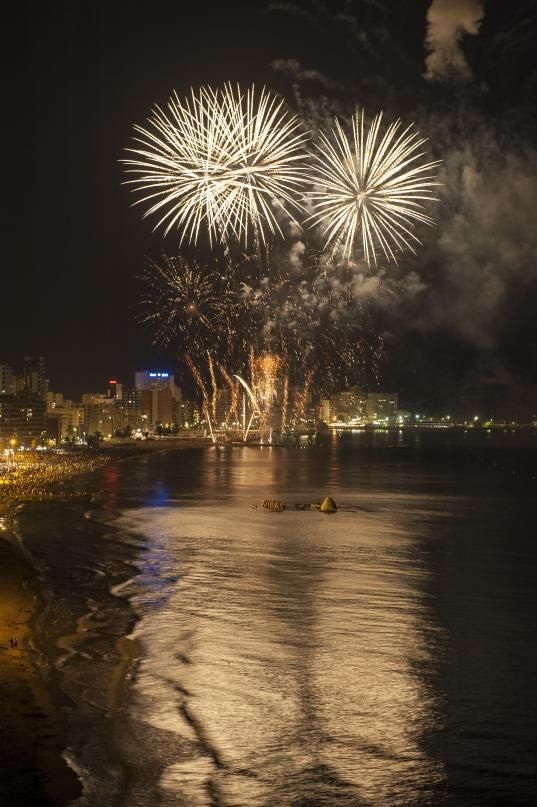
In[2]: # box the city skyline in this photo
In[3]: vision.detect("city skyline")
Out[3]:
[2,5,536,806]
[4,2,537,409]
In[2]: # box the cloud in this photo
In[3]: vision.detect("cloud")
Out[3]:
[424,0,484,82]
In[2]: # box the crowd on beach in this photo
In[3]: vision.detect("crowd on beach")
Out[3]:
[0,451,109,514]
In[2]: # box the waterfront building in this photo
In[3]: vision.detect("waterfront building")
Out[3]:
[81,392,109,406]
[84,403,114,437]
[24,355,48,401]
[0,391,47,447]
[176,399,200,427]
[366,392,399,423]
[140,387,175,429]
[319,398,331,422]
[107,379,123,400]
[82,393,114,437]
[135,370,174,391]
[46,392,83,443]
[113,387,142,433]
[0,363,15,395]
[330,387,368,422]
[135,369,183,429]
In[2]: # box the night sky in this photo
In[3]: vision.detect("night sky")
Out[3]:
[4,1,537,414]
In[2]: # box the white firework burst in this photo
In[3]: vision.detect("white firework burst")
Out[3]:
[124,84,309,247]
[308,110,441,265]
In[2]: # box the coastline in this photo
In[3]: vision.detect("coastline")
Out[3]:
[0,437,212,525]
[0,437,210,805]
[0,533,82,805]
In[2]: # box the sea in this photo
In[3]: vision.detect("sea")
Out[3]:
[14,430,537,806]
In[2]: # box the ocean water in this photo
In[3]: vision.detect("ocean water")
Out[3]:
[17,432,537,806]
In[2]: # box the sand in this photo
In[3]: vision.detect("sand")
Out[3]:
[0,438,211,804]
[0,537,81,805]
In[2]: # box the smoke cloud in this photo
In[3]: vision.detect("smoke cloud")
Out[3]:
[420,138,537,349]
[424,0,484,82]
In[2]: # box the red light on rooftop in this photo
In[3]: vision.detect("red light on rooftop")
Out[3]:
[109,380,118,385]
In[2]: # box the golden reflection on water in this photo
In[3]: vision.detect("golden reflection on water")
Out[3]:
[131,486,445,806]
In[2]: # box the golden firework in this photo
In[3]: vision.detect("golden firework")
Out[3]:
[308,110,441,265]
[124,84,309,247]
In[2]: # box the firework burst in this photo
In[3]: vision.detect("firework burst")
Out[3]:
[308,109,441,265]
[125,84,309,248]
[140,255,240,359]
[239,253,382,393]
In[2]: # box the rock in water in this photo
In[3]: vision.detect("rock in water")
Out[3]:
[320,496,337,513]
[262,498,285,512]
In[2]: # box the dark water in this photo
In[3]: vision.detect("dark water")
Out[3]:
[17,432,537,806]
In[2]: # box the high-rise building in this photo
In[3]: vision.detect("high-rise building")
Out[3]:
[329,387,367,422]
[24,355,47,401]
[366,392,398,422]
[0,391,47,446]
[81,393,114,437]
[46,392,83,443]
[107,379,123,400]
[112,388,142,432]
[135,370,183,428]
[0,363,15,395]
[318,398,331,422]
[175,399,200,427]
[135,370,174,391]
[140,387,175,428]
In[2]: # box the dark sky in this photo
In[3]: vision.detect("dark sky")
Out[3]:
[4,1,537,412]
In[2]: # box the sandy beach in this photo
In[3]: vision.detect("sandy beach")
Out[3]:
[0,536,81,806]
[0,438,211,805]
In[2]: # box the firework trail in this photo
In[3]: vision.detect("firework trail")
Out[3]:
[125,84,309,249]
[142,245,383,418]
[281,374,289,432]
[240,251,382,394]
[207,353,218,424]
[218,363,240,425]
[184,353,212,432]
[308,109,440,265]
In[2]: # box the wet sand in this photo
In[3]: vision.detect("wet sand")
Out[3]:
[0,537,81,806]
[0,437,211,805]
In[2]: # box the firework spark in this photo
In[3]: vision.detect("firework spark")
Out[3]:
[140,255,239,359]
[141,250,382,434]
[308,110,441,265]
[125,84,309,248]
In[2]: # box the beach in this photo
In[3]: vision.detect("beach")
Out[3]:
[0,438,210,806]
[0,536,81,806]
[1,432,536,805]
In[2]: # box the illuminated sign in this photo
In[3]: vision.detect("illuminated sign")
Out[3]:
[109,379,118,385]
[149,372,169,378]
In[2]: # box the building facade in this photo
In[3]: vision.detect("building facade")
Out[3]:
[329,387,368,422]
[365,393,399,422]
[0,392,47,446]
[24,355,47,401]
[0,363,15,395]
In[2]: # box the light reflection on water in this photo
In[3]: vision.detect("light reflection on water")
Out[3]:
[120,446,446,806]
[24,433,536,807]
